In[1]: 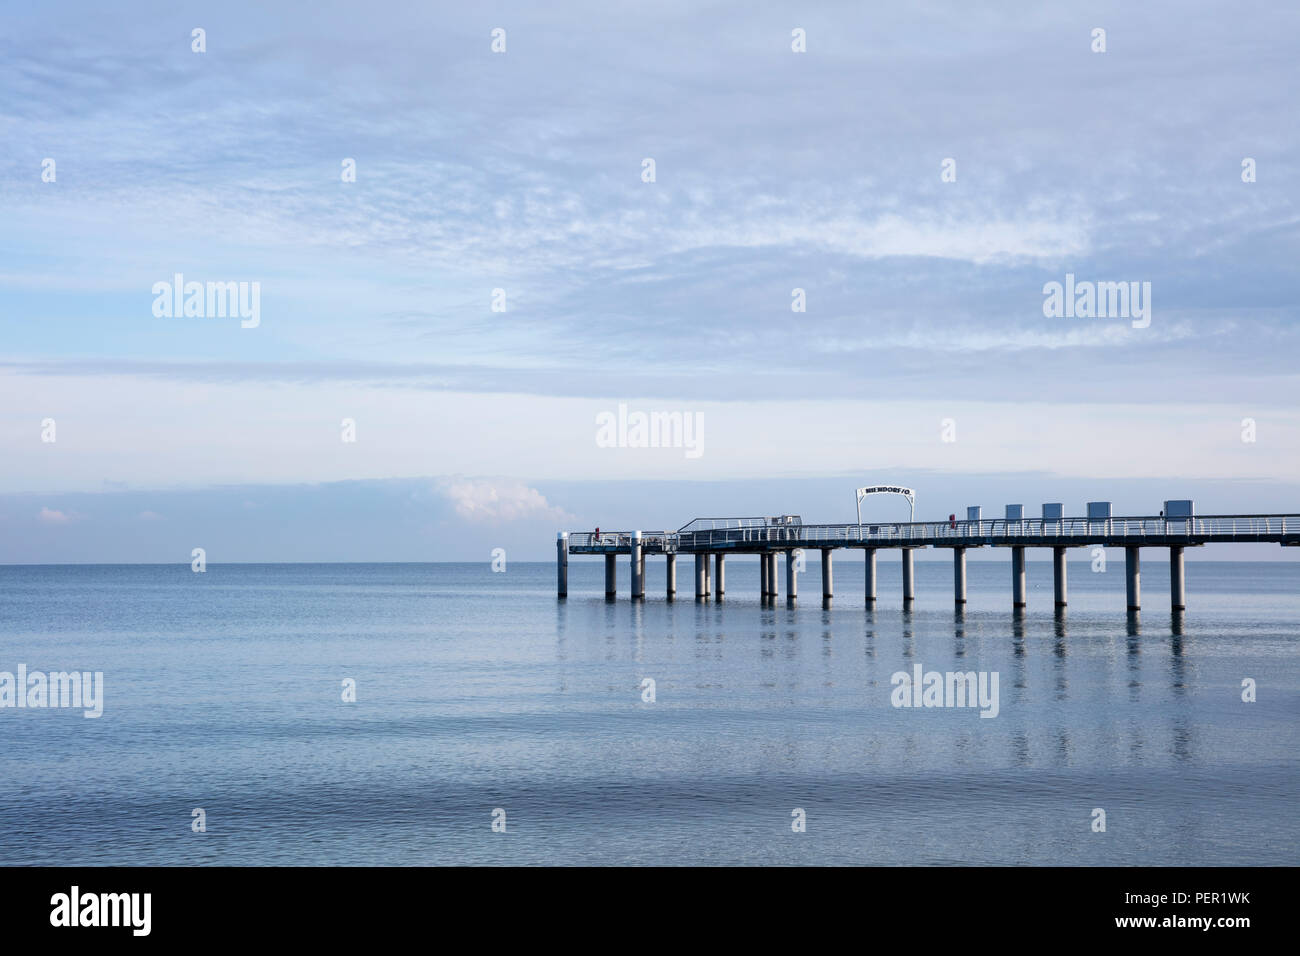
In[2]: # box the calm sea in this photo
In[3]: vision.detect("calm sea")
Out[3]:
[0,559,1296,866]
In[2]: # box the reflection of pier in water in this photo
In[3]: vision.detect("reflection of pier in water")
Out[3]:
[555,597,1208,770]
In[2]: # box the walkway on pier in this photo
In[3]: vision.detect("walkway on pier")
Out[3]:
[556,511,1300,612]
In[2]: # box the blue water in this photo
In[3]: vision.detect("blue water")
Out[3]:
[0,559,1296,865]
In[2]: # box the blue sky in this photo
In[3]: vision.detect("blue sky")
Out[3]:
[1,1,1297,561]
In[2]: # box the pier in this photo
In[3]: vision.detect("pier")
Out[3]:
[556,502,1300,612]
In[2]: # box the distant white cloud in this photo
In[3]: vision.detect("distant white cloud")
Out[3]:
[137,510,163,521]
[439,478,574,524]
[811,320,1204,353]
[37,507,76,524]
[666,210,1089,265]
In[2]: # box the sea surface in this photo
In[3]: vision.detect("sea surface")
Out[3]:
[0,559,1296,866]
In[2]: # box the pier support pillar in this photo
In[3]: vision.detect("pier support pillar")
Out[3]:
[557,533,568,598]
[604,553,617,599]
[821,549,833,602]
[1125,546,1141,611]
[715,553,725,600]
[760,551,770,599]
[630,531,644,601]
[767,552,778,601]
[953,547,967,604]
[902,549,915,604]
[1170,546,1185,611]
[864,548,877,603]
[1053,547,1067,607]
[1011,546,1027,608]
[786,550,798,605]
[665,553,676,600]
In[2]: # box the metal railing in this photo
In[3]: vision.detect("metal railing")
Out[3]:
[567,531,677,550]
[567,514,1300,552]
[675,517,772,533]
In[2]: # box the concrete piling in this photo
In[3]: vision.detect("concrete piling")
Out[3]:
[786,550,798,605]
[1126,546,1141,611]
[557,533,568,598]
[1011,546,1026,608]
[1170,545,1185,611]
[605,553,616,599]
[864,547,877,603]
[902,549,915,603]
[821,548,833,603]
[630,531,644,601]
[1053,546,1067,607]
[715,553,725,601]
[953,546,967,604]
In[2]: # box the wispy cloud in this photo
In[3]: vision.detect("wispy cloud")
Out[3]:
[37,507,77,524]
[438,478,575,525]
[1,0,1298,519]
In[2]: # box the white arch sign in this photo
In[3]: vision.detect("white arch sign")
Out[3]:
[856,485,916,531]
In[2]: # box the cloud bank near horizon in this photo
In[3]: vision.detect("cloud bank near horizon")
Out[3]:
[4,472,1299,564]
